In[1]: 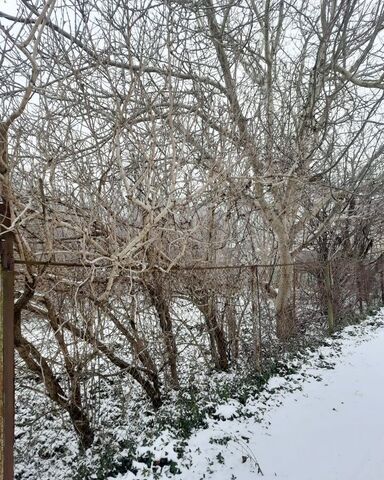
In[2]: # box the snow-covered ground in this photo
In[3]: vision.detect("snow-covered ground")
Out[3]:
[113,309,384,480]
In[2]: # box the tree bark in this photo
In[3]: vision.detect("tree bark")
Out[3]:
[274,241,297,341]
[147,280,179,389]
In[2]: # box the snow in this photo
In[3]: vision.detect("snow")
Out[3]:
[113,310,384,480]
[265,376,287,391]
[214,400,241,420]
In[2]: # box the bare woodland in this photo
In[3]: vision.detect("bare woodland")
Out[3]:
[1,0,384,464]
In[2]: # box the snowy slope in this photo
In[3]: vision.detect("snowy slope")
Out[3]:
[112,309,384,480]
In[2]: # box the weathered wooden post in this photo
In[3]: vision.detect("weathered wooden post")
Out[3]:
[0,198,14,480]
[251,266,262,372]
[324,260,335,335]
[380,268,384,306]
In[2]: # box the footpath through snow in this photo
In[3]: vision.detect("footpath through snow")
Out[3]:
[114,309,384,480]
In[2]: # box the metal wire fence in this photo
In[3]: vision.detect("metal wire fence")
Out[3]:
[10,250,384,479]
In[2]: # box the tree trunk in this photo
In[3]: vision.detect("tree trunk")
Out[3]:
[67,404,95,451]
[190,291,229,371]
[324,262,335,334]
[14,323,95,450]
[276,300,297,341]
[226,298,239,363]
[58,316,163,409]
[147,281,179,389]
[274,244,297,341]
[15,280,95,449]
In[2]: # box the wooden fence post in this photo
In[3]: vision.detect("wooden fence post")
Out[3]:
[251,266,262,372]
[0,198,14,480]
[380,269,384,306]
[324,260,335,335]
[0,260,2,480]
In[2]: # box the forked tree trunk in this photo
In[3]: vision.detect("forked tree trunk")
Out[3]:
[15,313,95,450]
[100,304,161,396]
[15,280,95,449]
[56,314,163,409]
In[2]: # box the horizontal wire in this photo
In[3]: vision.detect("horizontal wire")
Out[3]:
[12,249,384,274]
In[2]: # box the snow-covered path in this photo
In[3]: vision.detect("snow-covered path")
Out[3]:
[253,320,384,480]
[116,311,384,480]
[184,313,384,480]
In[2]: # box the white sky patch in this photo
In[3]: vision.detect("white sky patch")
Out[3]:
[0,0,18,15]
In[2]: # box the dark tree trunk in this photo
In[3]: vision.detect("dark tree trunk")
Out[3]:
[147,281,179,389]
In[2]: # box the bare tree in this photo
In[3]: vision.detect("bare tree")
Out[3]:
[2,0,384,454]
